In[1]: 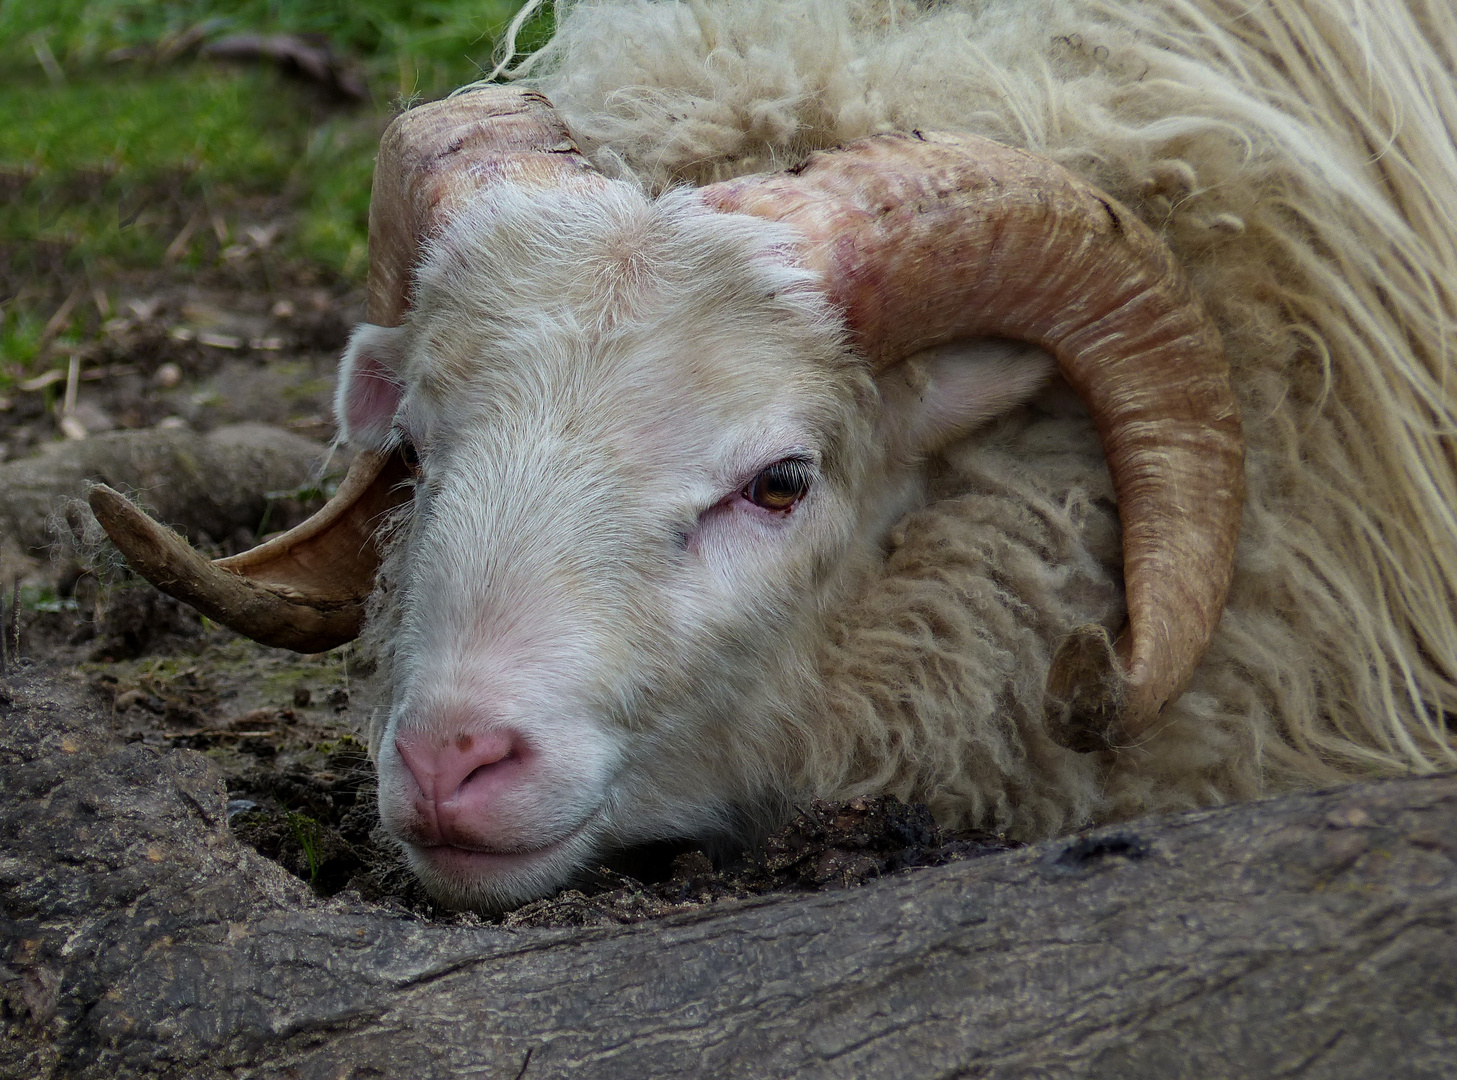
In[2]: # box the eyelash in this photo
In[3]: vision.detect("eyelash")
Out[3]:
[741,458,813,512]
[393,427,422,477]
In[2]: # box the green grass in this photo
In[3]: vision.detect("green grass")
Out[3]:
[3,68,313,270]
[0,0,541,96]
[1,0,551,367]
[286,810,322,884]
[0,307,48,372]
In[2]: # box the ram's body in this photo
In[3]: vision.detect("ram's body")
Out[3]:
[93,0,1457,910]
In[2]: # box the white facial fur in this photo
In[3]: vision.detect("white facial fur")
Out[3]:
[338,179,1050,910]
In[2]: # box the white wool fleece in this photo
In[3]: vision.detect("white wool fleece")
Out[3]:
[517,0,1457,832]
[355,0,1457,847]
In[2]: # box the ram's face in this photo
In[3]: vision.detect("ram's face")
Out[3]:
[342,183,878,909]
[88,92,1243,913]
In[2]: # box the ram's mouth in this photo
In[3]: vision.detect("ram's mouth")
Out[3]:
[412,838,568,876]
[403,811,601,887]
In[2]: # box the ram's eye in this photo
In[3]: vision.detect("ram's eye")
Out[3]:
[743,459,812,512]
[399,439,422,476]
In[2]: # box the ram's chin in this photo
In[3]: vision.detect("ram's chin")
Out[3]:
[402,831,600,912]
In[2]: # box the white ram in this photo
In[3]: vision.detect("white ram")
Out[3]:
[93,0,1457,910]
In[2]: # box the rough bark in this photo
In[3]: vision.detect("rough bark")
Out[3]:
[2,667,1454,1080]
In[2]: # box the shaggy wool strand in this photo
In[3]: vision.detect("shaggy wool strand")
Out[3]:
[456,0,1457,837]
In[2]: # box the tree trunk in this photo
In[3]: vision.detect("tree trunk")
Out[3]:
[2,667,1454,1079]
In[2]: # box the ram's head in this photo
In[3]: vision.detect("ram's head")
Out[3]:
[91,89,1242,909]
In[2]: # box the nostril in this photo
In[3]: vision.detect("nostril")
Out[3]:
[461,749,515,790]
[394,726,523,807]
[469,746,515,781]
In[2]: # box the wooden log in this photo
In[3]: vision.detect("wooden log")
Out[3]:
[2,667,1453,1079]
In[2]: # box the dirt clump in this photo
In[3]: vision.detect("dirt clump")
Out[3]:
[497,796,1014,929]
[91,587,207,660]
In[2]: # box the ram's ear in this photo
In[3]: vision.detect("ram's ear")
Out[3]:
[335,323,410,450]
[876,339,1054,459]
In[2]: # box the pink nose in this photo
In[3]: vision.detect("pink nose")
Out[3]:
[394,726,526,847]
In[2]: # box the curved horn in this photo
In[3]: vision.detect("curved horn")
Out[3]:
[88,450,412,651]
[90,88,599,652]
[703,132,1245,746]
[365,88,607,327]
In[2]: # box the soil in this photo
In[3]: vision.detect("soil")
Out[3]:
[5,203,1014,931]
[1,259,352,463]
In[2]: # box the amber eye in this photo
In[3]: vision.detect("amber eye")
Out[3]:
[743,459,812,512]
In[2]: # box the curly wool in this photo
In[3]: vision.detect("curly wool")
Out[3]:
[499,0,1457,837]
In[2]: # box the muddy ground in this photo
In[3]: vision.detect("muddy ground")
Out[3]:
[4,246,1013,928]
